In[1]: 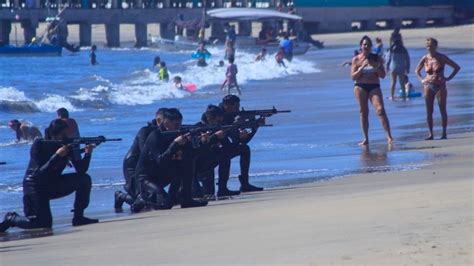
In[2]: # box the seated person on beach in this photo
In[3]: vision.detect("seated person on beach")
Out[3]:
[114,108,167,213]
[255,48,267,62]
[0,119,98,233]
[173,76,185,90]
[159,62,169,82]
[275,48,287,68]
[266,27,277,43]
[133,108,208,211]
[90,45,97,65]
[8,119,42,142]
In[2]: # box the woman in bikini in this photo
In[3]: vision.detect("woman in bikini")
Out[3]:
[415,38,460,140]
[351,35,394,146]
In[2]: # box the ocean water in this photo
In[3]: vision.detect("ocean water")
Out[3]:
[0,44,473,223]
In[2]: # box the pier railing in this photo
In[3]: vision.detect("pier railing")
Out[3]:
[0,0,280,9]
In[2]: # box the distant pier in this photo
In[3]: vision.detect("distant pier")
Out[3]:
[0,0,469,47]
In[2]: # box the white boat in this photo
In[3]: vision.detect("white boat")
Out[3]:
[148,35,200,51]
[149,8,311,55]
[207,8,311,55]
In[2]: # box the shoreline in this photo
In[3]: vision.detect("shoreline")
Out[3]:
[1,132,472,264]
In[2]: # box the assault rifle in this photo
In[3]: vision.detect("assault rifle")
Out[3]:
[44,136,122,159]
[44,136,122,146]
[161,120,271,148]
[226,106,291,121]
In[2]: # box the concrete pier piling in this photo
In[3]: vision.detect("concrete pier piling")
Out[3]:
[0,20,11,45]
[21,20,37,44]
[134,23,147,47]
[79,22,92,47]
[105,23,120,47]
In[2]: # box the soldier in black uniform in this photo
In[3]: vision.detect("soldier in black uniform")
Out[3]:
[134,108,208,210]
[0,119,98,233]
[220,95,264,192]
[194,105,241,198]
[114,108,167,213]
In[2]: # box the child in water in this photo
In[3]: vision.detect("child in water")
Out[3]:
[90,45,97,65]
[255,47,267,61]
[153,56,161,68]
[173,76,184,90]
[275,47,286,68]
[221,56,241,95]
[159,62,169,82]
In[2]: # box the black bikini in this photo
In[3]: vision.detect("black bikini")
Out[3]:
[355,83,380,93]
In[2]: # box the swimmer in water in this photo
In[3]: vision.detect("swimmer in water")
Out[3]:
[275,47,287,68]
[173,76,184,90]
[8,119,42,142]
[255,47,267,62]
[90,45,97,65]
[159,62,169,82]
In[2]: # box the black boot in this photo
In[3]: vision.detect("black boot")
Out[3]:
[181,199,208,208]
[239,175,264,192]
[72,210,98,227]
[217,187,241,197]
[0,212,18,233]
[130,195,146,213]
[114,191,125,212]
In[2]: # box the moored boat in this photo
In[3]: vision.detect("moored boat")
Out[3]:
[0,43,62,57]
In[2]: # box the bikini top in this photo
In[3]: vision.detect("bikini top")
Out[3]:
[424,55,445,76]
[361,65,376,74]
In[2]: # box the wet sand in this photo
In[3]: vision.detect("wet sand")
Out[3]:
[1,132,472,264]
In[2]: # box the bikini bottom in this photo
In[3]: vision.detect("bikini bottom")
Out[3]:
[355,83,380,93]
[426,83,443,94]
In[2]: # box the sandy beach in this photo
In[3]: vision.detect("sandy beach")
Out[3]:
[1,132,472,265]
